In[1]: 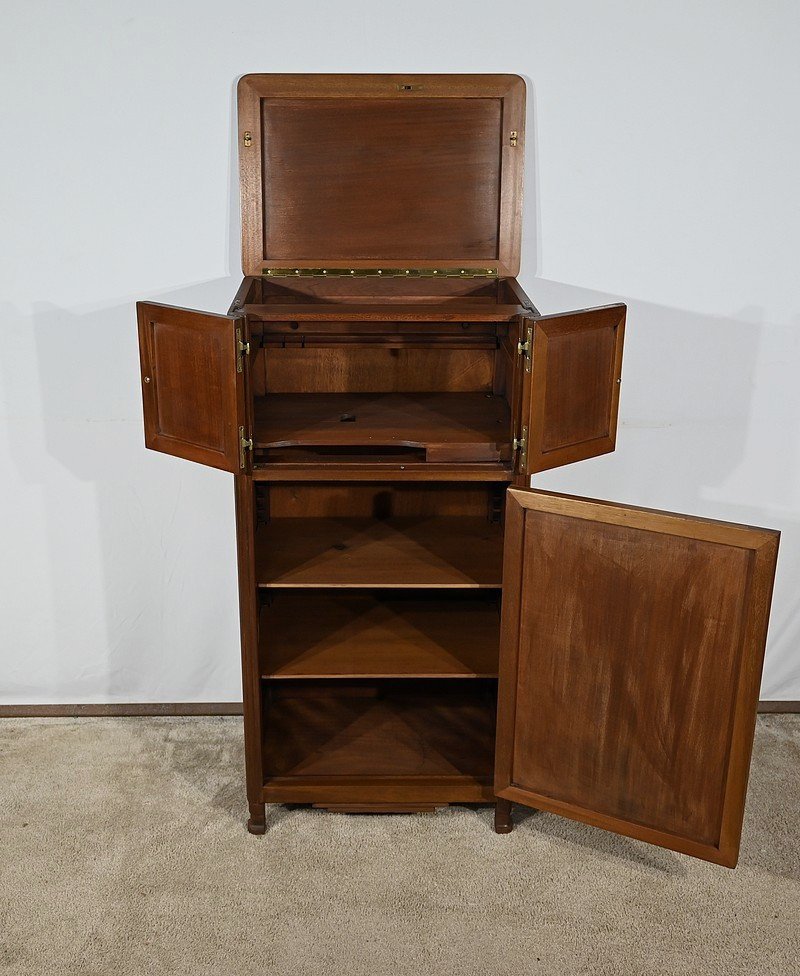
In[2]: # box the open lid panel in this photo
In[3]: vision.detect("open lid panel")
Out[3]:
[237,74,525,279]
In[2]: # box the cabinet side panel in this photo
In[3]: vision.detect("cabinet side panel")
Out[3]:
[234,475,264,803]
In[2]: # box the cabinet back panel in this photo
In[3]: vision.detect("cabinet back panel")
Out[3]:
[260,590,500,679]
[264,347,495,394]
[264,484,497,519]
[262,679,497,780]
[259,279,501,303]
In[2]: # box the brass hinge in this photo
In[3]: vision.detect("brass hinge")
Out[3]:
[510,130,518,147]
[243,131,252,147]
[517,325,533,373]
[262,267,498,279]
[513,425,528,470]
[239,426,253,469]
[236,328,250,373]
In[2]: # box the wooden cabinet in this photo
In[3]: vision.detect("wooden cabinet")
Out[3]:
[136,74,779,867]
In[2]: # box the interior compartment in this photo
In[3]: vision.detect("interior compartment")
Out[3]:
[262,679,497,784]
[260,590,501,679]
[254,393,511,464]
[254,482,505,589]
[258,276,505,305]
[243,275,531,307]
[249,319,521,471]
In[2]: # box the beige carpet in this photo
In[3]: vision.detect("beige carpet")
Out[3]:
[1,716,798,976]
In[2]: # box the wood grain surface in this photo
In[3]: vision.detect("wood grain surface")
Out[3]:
[495,488,779,866]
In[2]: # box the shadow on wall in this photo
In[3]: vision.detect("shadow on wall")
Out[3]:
[0,278,243,704]
[527,277,800,699]
[2,277,797,702]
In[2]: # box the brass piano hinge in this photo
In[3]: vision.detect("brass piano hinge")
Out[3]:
[513,425,528,470]
[509,130,518,147]
[517,325,533,373]
[239,426,253,469]
[236,328,250,373]
[243,131,252,147]
[262,267,498,279]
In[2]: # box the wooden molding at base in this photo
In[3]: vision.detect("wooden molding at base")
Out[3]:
[756,701,800,714]
[0,702,245,718]
[0,701,797,718]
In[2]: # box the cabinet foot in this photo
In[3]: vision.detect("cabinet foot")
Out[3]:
[494,798,513,834]
[246,803,266,835]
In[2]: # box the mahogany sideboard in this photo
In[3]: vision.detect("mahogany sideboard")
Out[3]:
[136,74,779,867]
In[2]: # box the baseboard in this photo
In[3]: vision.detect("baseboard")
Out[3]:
[756,701,800,714]
[0,702,245,717]
[0,701,797,718]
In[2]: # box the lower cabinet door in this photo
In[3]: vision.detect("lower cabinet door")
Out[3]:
[495,487,779,866]
[137,301,248,472]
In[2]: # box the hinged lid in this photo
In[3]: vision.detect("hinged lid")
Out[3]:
[237,74,525,278]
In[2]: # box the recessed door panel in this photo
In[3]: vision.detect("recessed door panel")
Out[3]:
[496,488,779,866]
[137,302,247,472]
[521,305,625,473]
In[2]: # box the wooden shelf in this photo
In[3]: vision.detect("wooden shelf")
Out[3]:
[255,517,504,588]
[254,392,512,464]
[262,680,496,787]
[260,592,500,678]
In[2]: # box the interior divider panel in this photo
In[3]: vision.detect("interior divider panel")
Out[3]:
[260,591,501,678]
[255,517,504,588]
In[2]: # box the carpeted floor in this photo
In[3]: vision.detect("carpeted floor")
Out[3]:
[0,716,798,975]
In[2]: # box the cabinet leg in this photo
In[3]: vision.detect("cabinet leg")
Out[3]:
[246,802,266,835]
[494,798,513,834]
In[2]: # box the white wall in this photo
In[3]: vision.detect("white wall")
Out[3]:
[1,0,798,703]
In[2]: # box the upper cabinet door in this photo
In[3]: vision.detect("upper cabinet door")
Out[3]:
[137,302,249,473]
[495,488,779,866]
[520,305,625,474]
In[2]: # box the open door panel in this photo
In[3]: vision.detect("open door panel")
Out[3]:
[137,302,249,473]
[495,488,779,866]
[521,305,625,474]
